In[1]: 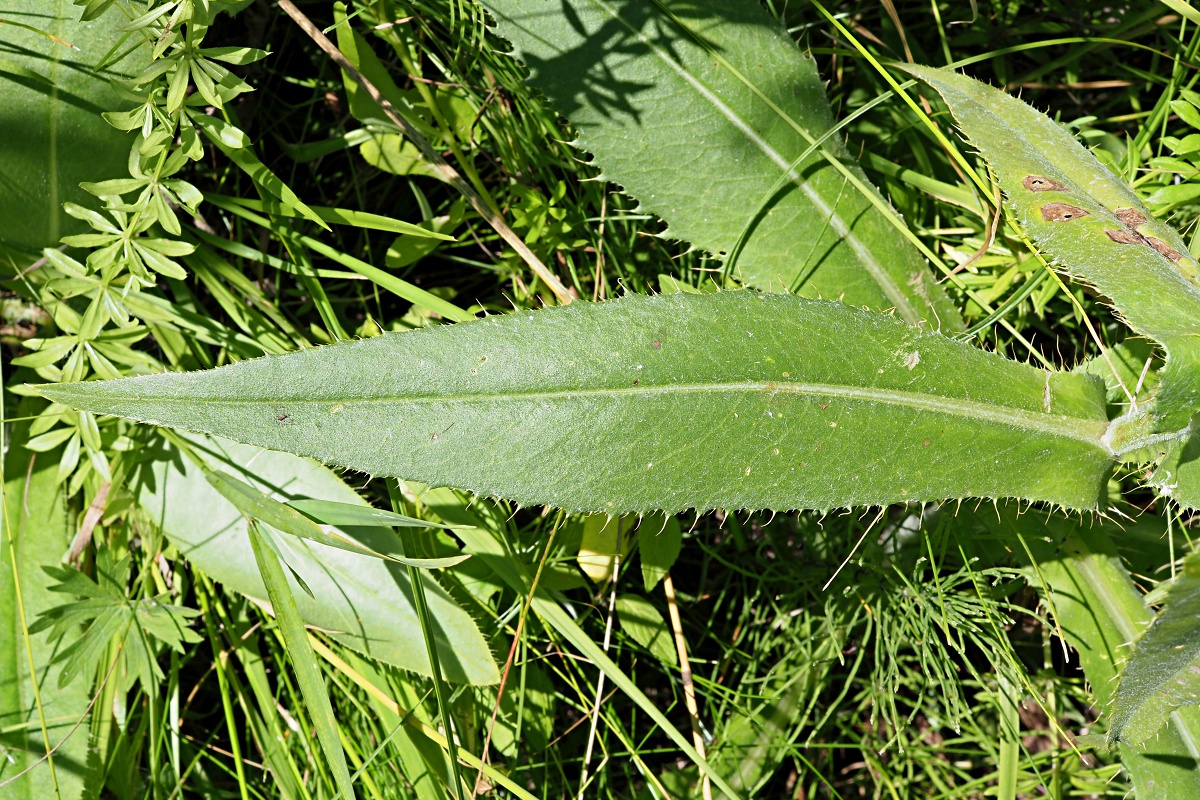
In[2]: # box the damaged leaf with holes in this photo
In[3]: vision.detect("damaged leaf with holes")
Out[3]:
[900,65,1200,436]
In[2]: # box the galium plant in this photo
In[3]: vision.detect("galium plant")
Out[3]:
[9,0,1200,798]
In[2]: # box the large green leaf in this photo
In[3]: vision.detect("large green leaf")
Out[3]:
[134,433,498,685]
[0,402,95,798]
[1109,551,1200,746]
[40,292,1111,512]
[484,0,960,328]
[901,65,1200,431]
[0,2,147,256]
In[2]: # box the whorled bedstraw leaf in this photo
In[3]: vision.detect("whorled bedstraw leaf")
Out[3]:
[37,292,1113,513]
[482,0,960,329]
[1109,551,1200,746]
[900,65,1200,432]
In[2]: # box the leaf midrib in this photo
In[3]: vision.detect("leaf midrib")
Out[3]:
[79,380,1111,448]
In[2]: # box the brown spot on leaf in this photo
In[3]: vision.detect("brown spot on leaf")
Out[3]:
[1105,229,1143,245]
[1115,207,1148,228]
[1040,203,1089,222]
[1145,236,1184,261]
[1022,175,1067,192]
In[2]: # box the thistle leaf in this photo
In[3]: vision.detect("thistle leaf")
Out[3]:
[38,292,1112,513]
[901,64,1200,430]
[1110,552,1200,746]
[483,0,960,328]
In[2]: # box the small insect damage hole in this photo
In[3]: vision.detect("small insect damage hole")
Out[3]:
[1105,229,1142,245]
[1022,175,1067,192]
[1146,237,1184,261]
[1115,207,1148,228]
[1040,202,1089,222]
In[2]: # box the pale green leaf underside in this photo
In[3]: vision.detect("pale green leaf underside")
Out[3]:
[485,0,959,328]
[136,433,498,684]
[901,64,1200,428]
[42,292,1111,512]
[1110,553,1200,746]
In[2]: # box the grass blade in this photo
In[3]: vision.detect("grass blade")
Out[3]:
[246,519,357,800]
[207,471,470,568]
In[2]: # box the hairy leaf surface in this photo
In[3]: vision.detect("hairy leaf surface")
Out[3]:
[1110,551,1200,746]
[484,0,960,327]
[135,433,498,684]
[41,292,1112,512]
[902,65,1200,429]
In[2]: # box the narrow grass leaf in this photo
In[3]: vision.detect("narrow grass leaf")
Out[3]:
[194,119,331,231]
[38,292,1112,512]
[214,194,454,238]
[288,498,445,529]
[246,519,357,800]
[207,471,470,568]
[483,0,960,327]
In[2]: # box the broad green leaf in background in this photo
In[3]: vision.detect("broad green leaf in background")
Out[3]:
[639,512,681,592]
[133,433,498,685]
[40,292,1112,512]
[961,507,1200,797]
[0,2,148,256]
[900,65,1200,433]
[359,134,446,180]
[0,406,96,798]
[1109,551,1200,746]
[483,0,961,328]
[333,3,439,142]
[615,593,676,666]
[386,200,466,270]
